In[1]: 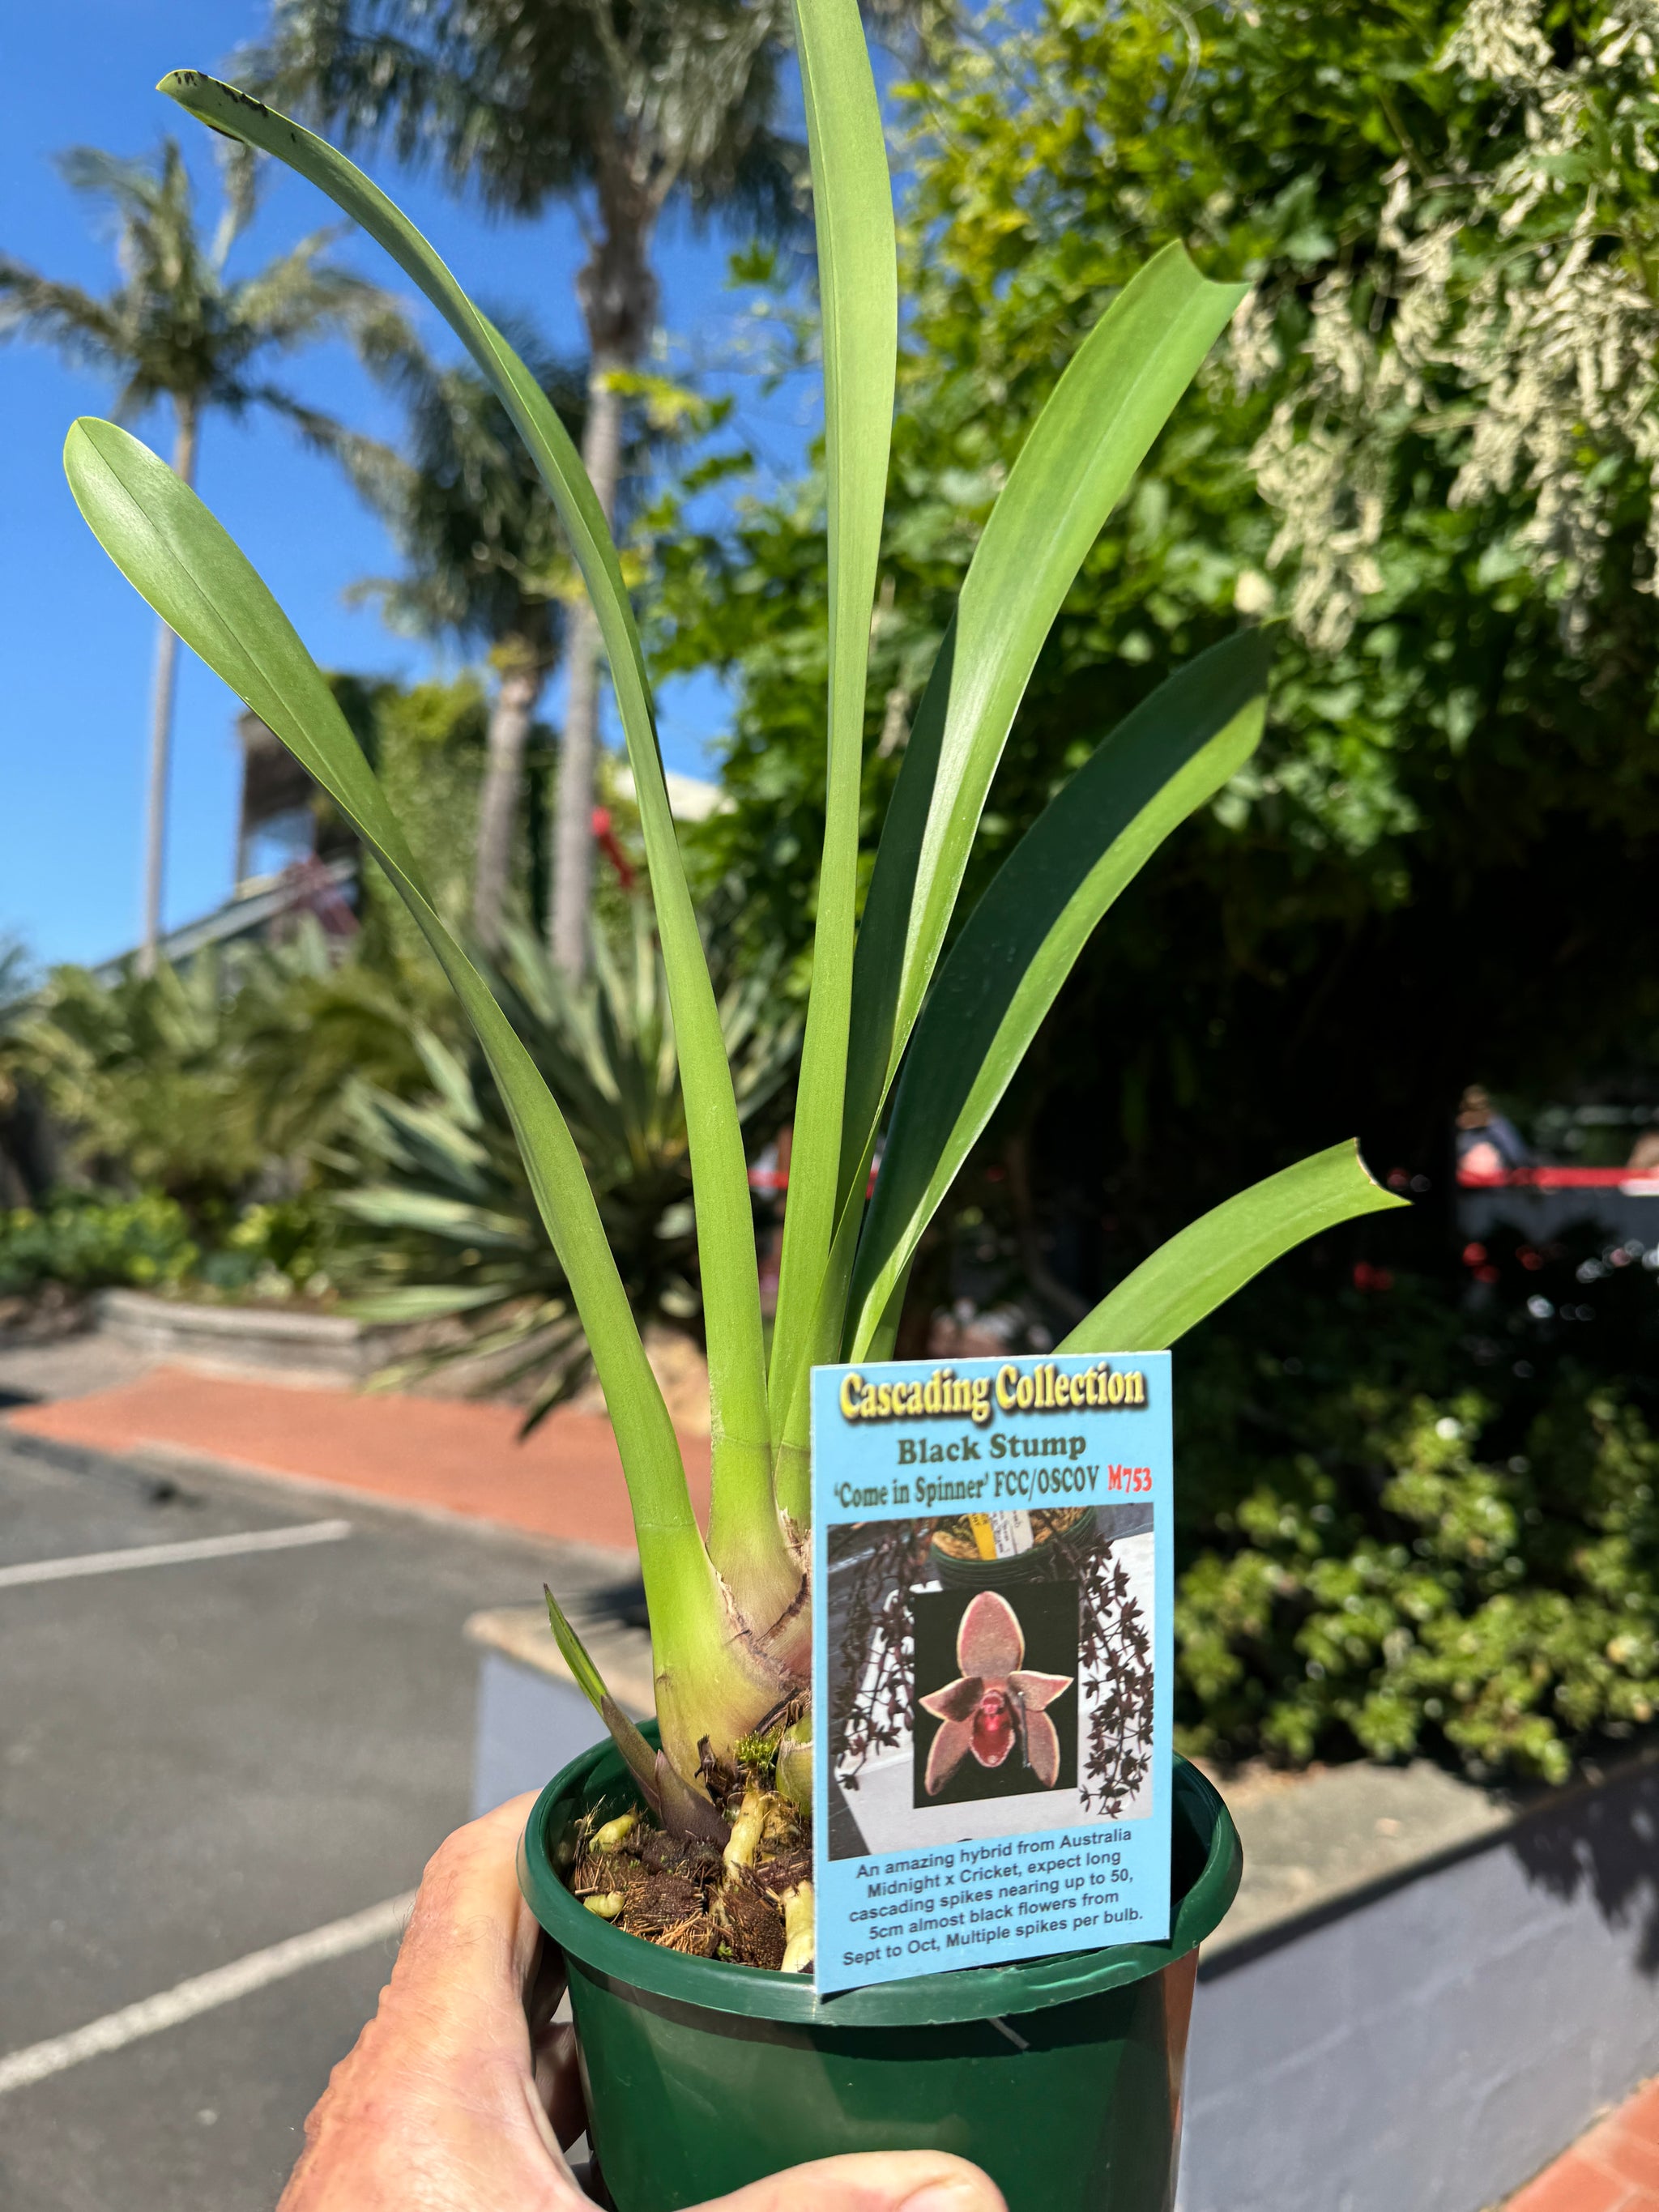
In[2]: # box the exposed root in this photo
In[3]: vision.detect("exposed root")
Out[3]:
[780,1882,815,1975]
[723,1784,766,1875]
[566,1780,812,1971]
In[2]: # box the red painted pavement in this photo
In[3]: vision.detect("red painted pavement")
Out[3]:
[1508,2078,1659,2212]
[6,1366,710,1554]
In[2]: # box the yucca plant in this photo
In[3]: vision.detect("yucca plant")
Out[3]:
[64,4,1403,1947]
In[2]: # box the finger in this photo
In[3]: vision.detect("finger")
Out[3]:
[387,1791,546,2057]
[696,2150,1006,2212]
[525,1933,586,2154]
[527,1933,569,2038]
[533,2019,589,2150]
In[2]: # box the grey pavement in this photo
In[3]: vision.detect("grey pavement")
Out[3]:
[0,1426,632,2212]
[0,1323,156,1409]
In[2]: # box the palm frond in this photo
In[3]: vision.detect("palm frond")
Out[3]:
[10,137,414,446]
[245,0,803,225]
[240,383,403,505]
[0,266,126,371]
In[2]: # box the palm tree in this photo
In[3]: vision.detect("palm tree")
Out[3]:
[353,339,588,944]
[0,140,408,974]
[248,0,804,977]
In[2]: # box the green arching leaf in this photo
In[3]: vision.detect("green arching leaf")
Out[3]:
[766,0,898,1451]
[543,1583,614,1711]
[158,66,776,1588]
[543,1586,670,1823]
[62,416,698,1557]
[840,246,1249,1203]
[845,630,1273,1359]
[771,1167,866,1528]
[1060,1140,1409,1354]
[159,78,644,752]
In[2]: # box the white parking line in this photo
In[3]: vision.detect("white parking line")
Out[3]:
[0,1890,417,2095]
[0,1519,353,1588]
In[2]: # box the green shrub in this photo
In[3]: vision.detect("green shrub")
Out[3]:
[0,1187,333,1302]
[192,1198,333,1299]
[1176,1235,1659,1782]
[0,1189,198,1294]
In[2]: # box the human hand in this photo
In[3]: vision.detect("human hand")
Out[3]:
[278,1792,1006,2212]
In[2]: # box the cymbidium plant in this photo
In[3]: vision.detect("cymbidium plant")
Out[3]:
[65,1,1402,1930]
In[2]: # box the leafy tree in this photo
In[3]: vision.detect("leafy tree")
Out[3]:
[248,0,804,975]
[0,141,407,972]
[659,0,1659,1288]
[351,343,588,945]
[0,936,48,1208]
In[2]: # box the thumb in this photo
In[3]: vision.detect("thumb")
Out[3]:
[695,2150,1005,2212]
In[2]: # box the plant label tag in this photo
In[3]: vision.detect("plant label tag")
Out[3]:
[809,1352,1174,1994]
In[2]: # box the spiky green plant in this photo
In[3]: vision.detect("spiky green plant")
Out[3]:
[62,7,1403,1862]
[326,901,799,1423]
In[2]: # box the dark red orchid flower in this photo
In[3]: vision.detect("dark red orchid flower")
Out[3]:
[919,1589,1073,1796]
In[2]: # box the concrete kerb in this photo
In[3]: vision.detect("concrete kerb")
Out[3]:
[91,1289,404,1387]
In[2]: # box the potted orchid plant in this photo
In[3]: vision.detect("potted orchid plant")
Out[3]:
[64,4,1402,2202]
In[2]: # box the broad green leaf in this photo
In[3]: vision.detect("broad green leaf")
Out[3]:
[771,1157,868,1526]
[767,0,898,1454]
[845,630,1272,1358]
[1060,1140,1408,1354]
[62,417,700,1565]
[158,66,774,1576]
[840,246,1249,1204]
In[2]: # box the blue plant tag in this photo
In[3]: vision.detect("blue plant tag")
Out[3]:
[809,1352,1173,1994]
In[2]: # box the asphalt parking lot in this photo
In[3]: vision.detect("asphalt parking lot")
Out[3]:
[0,1430,622,2212]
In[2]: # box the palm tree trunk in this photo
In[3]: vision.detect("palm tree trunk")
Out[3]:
[474,650,544,948]
[138,396,198,978]
[549,352,627,980]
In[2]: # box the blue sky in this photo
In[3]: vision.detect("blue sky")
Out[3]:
[1,1,818,969]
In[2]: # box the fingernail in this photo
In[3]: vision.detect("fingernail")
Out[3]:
[900,2184,999,2212]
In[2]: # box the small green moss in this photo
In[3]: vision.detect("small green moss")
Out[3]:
[733,1728,782,1778]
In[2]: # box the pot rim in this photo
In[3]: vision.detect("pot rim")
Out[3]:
[930,1529,1073,1589]
[518,1730,1241,2030]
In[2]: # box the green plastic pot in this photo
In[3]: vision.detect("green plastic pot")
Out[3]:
[518,1728,1241,2212]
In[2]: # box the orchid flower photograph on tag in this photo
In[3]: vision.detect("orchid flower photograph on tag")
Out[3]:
[918,1589,1075,1798]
